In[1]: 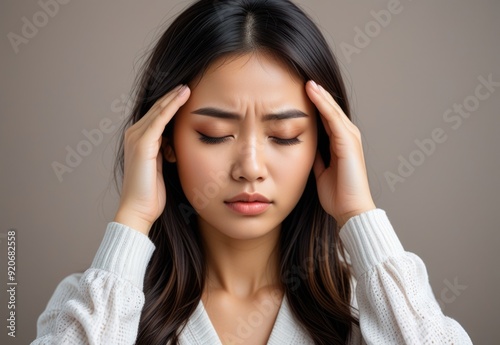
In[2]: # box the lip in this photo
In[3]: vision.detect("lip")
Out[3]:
[224,193,271,215]
[225,193,271,203]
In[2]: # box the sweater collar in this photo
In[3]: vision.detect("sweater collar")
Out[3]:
[178,294,314,344]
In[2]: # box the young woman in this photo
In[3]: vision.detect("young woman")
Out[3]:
[33,0,473,344]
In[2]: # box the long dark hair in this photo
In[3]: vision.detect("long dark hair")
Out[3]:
[113,0,358,343]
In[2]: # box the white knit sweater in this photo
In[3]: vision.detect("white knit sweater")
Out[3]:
[32,209,473,344]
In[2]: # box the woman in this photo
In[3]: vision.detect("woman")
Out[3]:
[33,0,473,344]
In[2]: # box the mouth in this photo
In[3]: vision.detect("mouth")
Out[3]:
[224,193,272,215]
[224,193,271,203]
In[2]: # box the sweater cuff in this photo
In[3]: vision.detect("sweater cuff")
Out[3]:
[339,208,405,279]
[91,222,156,290]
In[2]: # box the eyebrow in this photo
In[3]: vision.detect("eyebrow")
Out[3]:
[191,107,309,121]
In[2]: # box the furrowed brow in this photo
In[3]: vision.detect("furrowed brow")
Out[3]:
[191,107,308,121]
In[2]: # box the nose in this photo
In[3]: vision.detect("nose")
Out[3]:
[230,137,268,182]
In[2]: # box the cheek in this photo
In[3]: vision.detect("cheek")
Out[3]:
[174,130,228,208]
[268,138,317,195]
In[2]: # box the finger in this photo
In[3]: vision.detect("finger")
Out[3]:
[144,85,190,141]
[315,82,351,124]
[318,109,332,137]
[306,81,353,138]
[306,83,332,137]
[159,84,185,107]
[134,84,185,131]
[315,83,360,134]
[132,84,188,140]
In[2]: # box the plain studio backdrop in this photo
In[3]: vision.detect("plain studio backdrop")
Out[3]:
[1,0,499,343]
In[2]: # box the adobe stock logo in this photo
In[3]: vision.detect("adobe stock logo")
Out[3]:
[340,0,413,64]
[51,92,133,183]
[178,170,229,224]
[7,0,72,55]
[436,277,468,311]
[51,119,116,182]
[384,73,499,192]
[221,289,283,344]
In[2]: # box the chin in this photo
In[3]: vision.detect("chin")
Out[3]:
[198,215,282,241]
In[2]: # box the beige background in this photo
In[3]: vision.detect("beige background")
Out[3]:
[1,0,499,343]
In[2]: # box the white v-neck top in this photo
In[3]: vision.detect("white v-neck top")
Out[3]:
[32,209,472,344]
[180,294,315,344]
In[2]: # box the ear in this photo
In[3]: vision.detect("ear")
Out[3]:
[161,137,177,163]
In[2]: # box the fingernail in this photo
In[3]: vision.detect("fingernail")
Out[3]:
[310,80,320,92]
[178,85,188,96]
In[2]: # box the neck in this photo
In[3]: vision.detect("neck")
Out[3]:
[198,218,283,300]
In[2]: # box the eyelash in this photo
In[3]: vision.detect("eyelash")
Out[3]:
[271,137,301,146]
[198,134,231,145]
[197,132,301,146]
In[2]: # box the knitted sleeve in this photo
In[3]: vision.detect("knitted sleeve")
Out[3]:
[31,222,155,345]
[340,209,473,344]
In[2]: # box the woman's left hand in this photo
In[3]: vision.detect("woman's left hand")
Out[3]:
[305,80,376,228]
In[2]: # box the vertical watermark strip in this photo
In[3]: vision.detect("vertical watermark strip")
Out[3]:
[5,228,17,337]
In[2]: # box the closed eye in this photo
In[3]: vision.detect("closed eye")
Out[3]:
[196,131,301,146]
[197,131,232,144]
[270,137,301,146]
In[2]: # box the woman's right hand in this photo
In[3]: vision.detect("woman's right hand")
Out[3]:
[113,84,190,235]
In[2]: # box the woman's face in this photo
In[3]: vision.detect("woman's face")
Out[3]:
[167,52,317,240]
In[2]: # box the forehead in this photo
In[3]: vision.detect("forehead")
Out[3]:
[187,52,314,113]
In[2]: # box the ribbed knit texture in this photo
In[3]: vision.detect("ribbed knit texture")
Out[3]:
[32,209,473,344]
[91,222,155,290]
[340,208,405,279]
